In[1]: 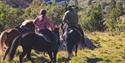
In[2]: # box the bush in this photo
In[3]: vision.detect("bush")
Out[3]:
[0,0,124,32]
[79,2,105,31]
[104,0,123,31]
[0,0,65,32]
[21,1,65,23]
[0,1,24,31]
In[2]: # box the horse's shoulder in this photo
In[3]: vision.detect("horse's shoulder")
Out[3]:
[20,32,35,38]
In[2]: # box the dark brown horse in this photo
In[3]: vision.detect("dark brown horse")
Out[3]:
[0,20,35,51]
[8,27,60,63]
[60,23,85,60]
[0,20,35,60]
[0,27,21,52]
[64,26,82,59]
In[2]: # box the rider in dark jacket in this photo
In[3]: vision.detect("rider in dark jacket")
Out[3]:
[62,5,85,42]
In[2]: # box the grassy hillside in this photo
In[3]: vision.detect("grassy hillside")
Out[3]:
[0,32,125,63]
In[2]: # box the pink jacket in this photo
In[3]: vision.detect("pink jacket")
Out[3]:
[34,15,53,30]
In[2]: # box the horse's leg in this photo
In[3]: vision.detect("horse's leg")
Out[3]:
[48,51,53,62]
[26,50,35,63]
[67,51,72,60]
[19,50,27,63]
[75,44,78,56]
[67,43,73,60]
[53,51,57,63]
[3,47,10,60]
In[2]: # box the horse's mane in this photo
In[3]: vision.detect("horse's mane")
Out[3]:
[3,28,12,33]
[21,20,34,26]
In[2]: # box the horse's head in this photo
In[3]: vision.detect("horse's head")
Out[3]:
[21,20,35,32]
[53,24,60,38]
[27,21,35,32]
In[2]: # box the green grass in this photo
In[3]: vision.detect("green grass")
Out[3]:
[1,32,125,63]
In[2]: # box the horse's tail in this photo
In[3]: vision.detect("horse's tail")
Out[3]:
[0,31,8,51]
[8,36,21,61]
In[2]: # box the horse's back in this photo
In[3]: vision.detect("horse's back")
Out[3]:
[66,27,81,44]
[67,27,81,37]
[18,32,52,51]
[20,32,47,45]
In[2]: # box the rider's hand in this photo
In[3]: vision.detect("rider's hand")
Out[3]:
[48,27,53,31]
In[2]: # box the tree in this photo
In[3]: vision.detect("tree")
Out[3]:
[74,0,78,6]
[104,0,123,31]
[80,1,105,31]
[0,2,24,31]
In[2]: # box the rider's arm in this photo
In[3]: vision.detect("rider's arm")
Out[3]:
[45,16,54,31]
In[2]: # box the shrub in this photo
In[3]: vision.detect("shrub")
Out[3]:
[104,0,123,31]
[0,1,24,31]
[21,1,65,23]
[79,2,105,31]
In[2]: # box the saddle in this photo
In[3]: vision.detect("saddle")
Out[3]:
[38,29,55,43]
[63,26,82,42]
[64,26,82,35]
[36,32,51,43]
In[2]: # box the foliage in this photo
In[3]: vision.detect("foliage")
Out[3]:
[79,0,124,32]
[0,1,24,31]
[0,0,65,32]
[47,4,65,23]
[104,0,123,31]
[21,0,65,23]
[0,0,125,32]
[79,2,105,31]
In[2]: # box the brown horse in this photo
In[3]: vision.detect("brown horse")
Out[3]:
[0,20,35,52]
[0,28,13,51]
[8,27,60,63]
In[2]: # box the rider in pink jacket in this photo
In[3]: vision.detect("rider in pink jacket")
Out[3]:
[34,9,53,32]
[34,9,55,42]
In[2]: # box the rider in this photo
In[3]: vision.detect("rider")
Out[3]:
[62,5,84,42]
[34,9,54,41]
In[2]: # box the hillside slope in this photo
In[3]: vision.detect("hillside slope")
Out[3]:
[0,32,125,63]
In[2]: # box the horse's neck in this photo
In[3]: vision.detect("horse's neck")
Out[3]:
[27,22,35,31]
[21,21,35,32]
